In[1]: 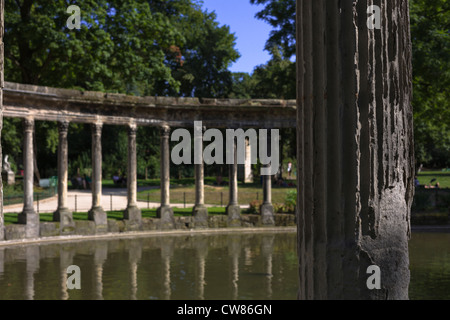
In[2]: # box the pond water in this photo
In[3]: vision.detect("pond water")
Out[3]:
[0,230,448,300]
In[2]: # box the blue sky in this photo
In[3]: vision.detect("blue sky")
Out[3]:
[201,0,272,74]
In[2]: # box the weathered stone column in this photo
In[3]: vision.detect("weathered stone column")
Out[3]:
[18,118,39,238]
[261,131,275,226]
[88,123,107,233]
[226,138,241,227]
[124,124,142,229]
[296,0,414,299]
[53,121,75,234]
[157,125,174,229]
[0,0,4,241]
[193,123,208,227]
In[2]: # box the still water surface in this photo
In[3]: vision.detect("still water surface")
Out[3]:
[0,231,448,300]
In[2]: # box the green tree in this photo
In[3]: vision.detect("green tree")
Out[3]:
[157,7,240,97]
[5,0,184,93]
[410,0,450,167]
[250,0,296,59]
[3,0,240,177]
[250,47,296,99]
[249,0,450,168]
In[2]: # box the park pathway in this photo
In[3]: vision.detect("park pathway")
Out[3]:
[3,186,249,214]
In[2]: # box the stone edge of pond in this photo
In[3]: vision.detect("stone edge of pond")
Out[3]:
[0,226,298,248]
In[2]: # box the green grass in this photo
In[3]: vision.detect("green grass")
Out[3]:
[3,207,227,225]
[137,182,296,206]
[417,170,450,188]
[3,184,56,206]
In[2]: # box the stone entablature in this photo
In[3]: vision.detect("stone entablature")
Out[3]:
[3,82,296,128]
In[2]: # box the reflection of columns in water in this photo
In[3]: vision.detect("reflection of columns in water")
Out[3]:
[94,242,108,300]
[228,236,241,300]
[25,246,40,300]
[161,239,174,300]
[195,238,209,300]
[261,235,275,299]
[130,262,138,300]
[129,240,142,300]
[60,247,75,300]
[0,249,4,276]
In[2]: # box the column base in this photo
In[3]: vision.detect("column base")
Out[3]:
[53,208,76,235]
[124,205,143,231]
[193,205,209,228]
[157,205,175,230]
[226,204,241,227]
[18,209,40,239]
[260,203,275,226]
[88,206,108,234]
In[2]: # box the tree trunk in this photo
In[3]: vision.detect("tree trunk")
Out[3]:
[296,0,414,300]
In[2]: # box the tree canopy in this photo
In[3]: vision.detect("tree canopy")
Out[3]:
[2,0,240,179]
[5,0,239,97]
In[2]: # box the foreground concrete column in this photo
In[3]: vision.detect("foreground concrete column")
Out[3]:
[88,123,107,233]
[296,0,414,299]
[0,0,4,241]
[124,124,142,229]
[53,121,75,234]
[157,125,174,228]
[226,139,241,226]
[193,124,208,227]
[261,131,275,226]
[18,118,39,238]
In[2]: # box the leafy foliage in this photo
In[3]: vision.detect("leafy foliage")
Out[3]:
[410,0,450,167]
[3,0,240,177]
[247,0,450,168]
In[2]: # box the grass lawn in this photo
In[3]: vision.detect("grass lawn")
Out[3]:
[417,170,450,188]
[136,182,296,206]
[3,207,227,225]
[3,185,56,206]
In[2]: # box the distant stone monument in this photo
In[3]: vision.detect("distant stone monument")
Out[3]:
[2,155,15,185]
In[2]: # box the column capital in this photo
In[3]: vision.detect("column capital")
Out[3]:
[160,125,171,138]
[91,122,103,135]
[128,124,138,136]
[23,118,34,131]
[58,120,70,133]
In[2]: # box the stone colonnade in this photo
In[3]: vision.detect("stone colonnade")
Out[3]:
[6,120,276,238]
